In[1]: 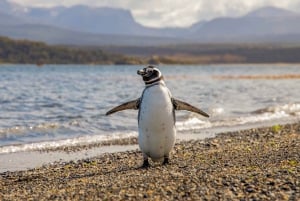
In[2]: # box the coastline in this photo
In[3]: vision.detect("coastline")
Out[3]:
[1,122,299,200]
[0,119,294,173]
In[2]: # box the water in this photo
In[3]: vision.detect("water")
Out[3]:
[0,64,300,154]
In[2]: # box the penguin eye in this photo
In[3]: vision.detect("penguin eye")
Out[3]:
[145,68,153,76]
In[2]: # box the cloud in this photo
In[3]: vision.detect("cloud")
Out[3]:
[9,0,300,27]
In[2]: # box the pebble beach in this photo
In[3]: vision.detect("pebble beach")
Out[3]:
[0,123,299,200]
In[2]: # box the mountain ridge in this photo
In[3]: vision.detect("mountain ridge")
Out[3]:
[246,6,300,18]
[0,1,300,45]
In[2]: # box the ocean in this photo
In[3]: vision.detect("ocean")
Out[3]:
[0,64,299,154]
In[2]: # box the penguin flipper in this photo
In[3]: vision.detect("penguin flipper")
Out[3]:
[106,98,140,115]
[172,98,209,118]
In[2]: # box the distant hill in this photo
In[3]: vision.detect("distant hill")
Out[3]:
[0,12,26,25]
[0,0,300,45]
[2,36,300,64]
[0,0,12,12]
[0,4,187,46]
[246,6,299,17]
[7,3,186,37]
[21,6,145,35]
[190,7,300,42]
[0,36,142,64]
[0,14,185,46]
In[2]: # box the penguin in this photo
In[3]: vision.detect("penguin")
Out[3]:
[106,66,209,167]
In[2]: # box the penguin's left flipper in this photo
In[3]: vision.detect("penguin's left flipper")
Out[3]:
[172,98,209,118]
[106,98,140,116]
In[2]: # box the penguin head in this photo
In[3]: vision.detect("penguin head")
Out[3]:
[137,66,163,85]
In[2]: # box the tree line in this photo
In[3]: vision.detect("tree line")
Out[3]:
[0,36,143,65]
[2,36,300,65]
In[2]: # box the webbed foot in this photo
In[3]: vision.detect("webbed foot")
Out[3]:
[162,156,169,165]
[141,159,150,168]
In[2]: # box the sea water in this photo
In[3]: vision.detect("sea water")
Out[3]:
[0,64,299,154]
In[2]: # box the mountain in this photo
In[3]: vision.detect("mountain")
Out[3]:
[190,6,300,42]
[0,11,27,25]
[30,5,297,40]
[0,23,186,46]
[0,0,300,46]
[11,4,185,37]
[0,0,12,13]
[20,6,145,35]
[0,1,186,46]
[246,6,299,18]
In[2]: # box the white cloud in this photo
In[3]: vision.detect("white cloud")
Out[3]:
[9,0,300,27]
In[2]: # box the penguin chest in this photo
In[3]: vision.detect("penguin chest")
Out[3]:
[138,85,176,160]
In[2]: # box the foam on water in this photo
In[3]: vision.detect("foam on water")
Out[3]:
[0,131,138,154]
[176,103,300,131]
[0,123,60,138]
[253,103,300,116]
[0,64,299,155]
[1,102,299,154]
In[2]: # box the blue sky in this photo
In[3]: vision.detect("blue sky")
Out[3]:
[9,0,300,27]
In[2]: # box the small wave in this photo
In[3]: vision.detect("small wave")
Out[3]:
[212,74,300,80]
[176,103,300,132]
[55,115,84,120]
[0,123,60,139]
[41,103,63,108]
[165,75,205,80]
[0,100,10,104]
[210,107,225,115]
[0,116,86,140]
[176,117,211,131]
[0,131,138,154]
[253,103,300,116]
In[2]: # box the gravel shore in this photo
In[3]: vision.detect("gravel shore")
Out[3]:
[1,123,299,200]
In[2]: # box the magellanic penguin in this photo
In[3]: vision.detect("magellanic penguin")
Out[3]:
[106,66,209,167]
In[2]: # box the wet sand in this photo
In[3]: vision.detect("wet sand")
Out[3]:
[0,123,299,200]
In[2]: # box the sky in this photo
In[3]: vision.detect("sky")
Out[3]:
[9,0,300,27]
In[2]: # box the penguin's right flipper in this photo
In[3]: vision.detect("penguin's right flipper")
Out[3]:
[172,98,209,118]
[106,98,140,115]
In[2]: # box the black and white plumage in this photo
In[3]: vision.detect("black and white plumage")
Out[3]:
[106,66,209,167]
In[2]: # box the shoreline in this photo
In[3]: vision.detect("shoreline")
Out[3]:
[0,122,299,200]
[0,120,295,173]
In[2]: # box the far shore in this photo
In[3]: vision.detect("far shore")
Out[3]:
[1,62,300,66]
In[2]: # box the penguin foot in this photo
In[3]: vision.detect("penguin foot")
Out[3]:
[140,159,150,168]
[162,157,169,165]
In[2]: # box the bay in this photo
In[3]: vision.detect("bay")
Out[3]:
[0,64,299,153]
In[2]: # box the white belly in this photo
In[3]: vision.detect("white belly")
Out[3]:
[138,83,176,161]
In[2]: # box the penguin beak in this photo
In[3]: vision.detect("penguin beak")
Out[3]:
[137,69,146,76]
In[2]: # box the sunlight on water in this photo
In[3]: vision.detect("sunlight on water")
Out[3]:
[0,64,299,153]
